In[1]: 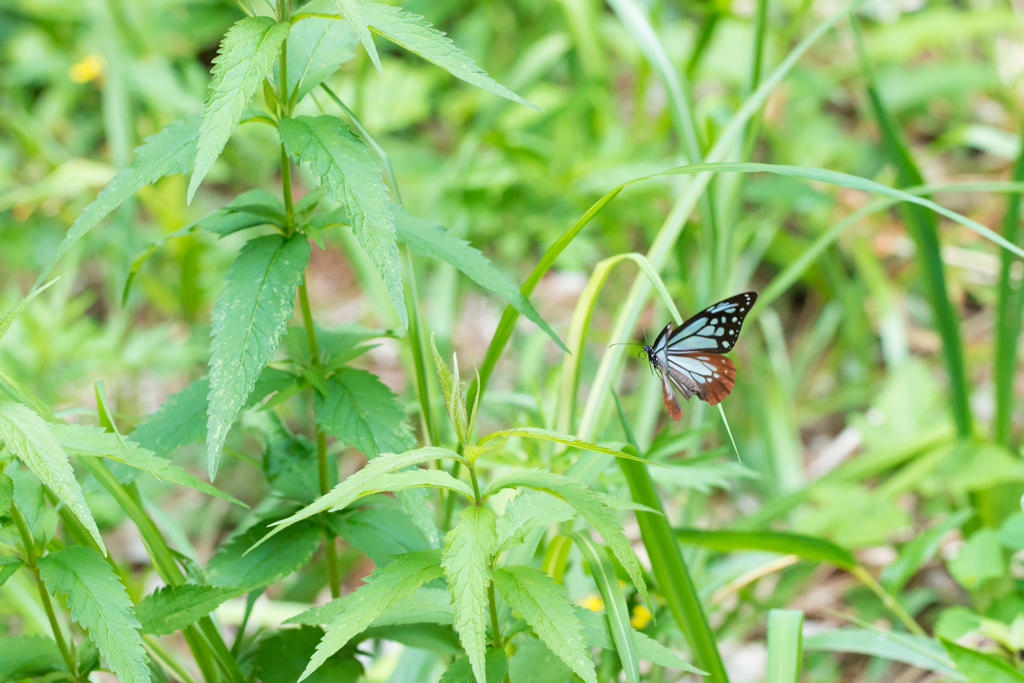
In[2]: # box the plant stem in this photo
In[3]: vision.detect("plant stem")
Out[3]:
[488,580,503,649]
[12,502,79,680]
[851,567,926,636]
[468,464,482,504]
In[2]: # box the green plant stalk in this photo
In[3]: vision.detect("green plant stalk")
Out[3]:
[405,246,439,447]
[612,396,729,682]
[994,122,1024,447]
[11,502,79,680]
[850,19,971,439]
[850,566,925,636]
[766,609,803,683]
[144,634,198,683]
[488,580,503,650]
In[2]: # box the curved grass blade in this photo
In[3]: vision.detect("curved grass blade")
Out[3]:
[766,609,804,683]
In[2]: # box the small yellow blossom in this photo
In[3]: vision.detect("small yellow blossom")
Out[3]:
[580,594,605,612]
[630,604,652,630]
[70,54,105,84]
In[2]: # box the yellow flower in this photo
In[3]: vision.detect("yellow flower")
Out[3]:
[580,594,605,612]
[630,604,652,630]
[70,54,105,84]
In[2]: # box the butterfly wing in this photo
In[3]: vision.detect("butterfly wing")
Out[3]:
[665,353,736,406]
[666,291,757,354]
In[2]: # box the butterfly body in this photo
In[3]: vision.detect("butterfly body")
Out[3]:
[642,292,757,420]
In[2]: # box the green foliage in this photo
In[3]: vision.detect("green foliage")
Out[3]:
[442,505,497,683]
[281,15,358,103]
[440,650,508,683]
[493,565,596,683]
[0,472,11,517]
[313,368,415,456]
[943,639,1024,682]
[253,626,363,683]
[766,610,804,683]
[135,585,244,635]
[38,546,149,683]
[0,636,66,679]
[330,0,380,74]
[495,490,574,556]
[431,332,470,446]
[574,609,705,673]
[0,556,24,587]
[206,234,311,478]
[0,401,105,553]
[188,17,290,203]
[279,115,406,326]
[206,514,322,589]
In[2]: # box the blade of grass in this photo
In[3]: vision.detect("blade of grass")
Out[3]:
[766,609,804,683]
[612,391,729,683]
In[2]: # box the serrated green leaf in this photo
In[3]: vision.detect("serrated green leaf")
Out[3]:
[51,423,243,506]
[477,427,653,465]
[397,486,441,549]
[252,447,465,550]
[188,17,290,203]
[37,116,201,286]
[0,556,24,587]
[298,549,444,680]
[289,586,453,627]
[8,466,58,546]
[442,505,497,683]
[279,115,406,327]
[207,513,322,590]
[0,402,105,554]
[0,636,66,679]
[207,234,311,479]
[569,533,639,683]
[330,500,430,566]
[942,638,1024,683]
[131,369,295,457]
[358,1,538,111]
[483,469,650,612]
[430,333,469,445]
[313,367,415,457]
[37,546,149,683]
[399,208,565,352]
[574,608,705,674]
[76,637,100,677]
[256,626,363,683]
[332,0,380,73]
[440,650,508,683]
[135,585,244,635]
[495,490,575,556]
[0,472,11,517]
[493,565,595,683]
[0,278,58,345]
[283,14,358,102]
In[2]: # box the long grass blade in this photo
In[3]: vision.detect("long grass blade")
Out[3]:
[766,609,804,683]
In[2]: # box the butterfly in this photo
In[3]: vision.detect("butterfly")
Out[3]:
[641,292,757,421]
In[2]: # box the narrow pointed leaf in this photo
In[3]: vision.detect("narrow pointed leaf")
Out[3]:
[398,208,566,352]
[207,515,322,589]
[38,546,149,683]
[493,565,596,683]
[483,469,650,612]
[441,506,497,683]
[942,638,1024,683]
[279,115,406,326]
[206,234,310,479]
[313,368,416,457]
[188,17,290,203]
[0,279,58,345]
[0,402,105,554]
[574,608,705,673]
[289,587,454,627]
[358,1,538,111]
[298,550,443,680]
[332,0,380,73]
[0,557,24,587]
[440,650,507,683]
[284,15,358,101]
[136,585,245,635]
[674,528,856,570]
[496,490,575,556]
[478,427,654,464]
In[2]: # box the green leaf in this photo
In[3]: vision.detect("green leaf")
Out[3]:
[288,586,453,626]
[202,189,287,237]
[476,427,654,465]
[574,609,705,673]
[483,469,650,612]
[0,278,58,345]
[569,533,638,683]
[674,528,857,570]
[495,490,574,556]
[313,368,415,457]
[493,565,596,683]
[332,0,380,73]
[882,510,973,593]
[804,628,960,677]
[297,549,444,680]
[51,423,243,506]
[255,626,363,683]
[0,636,66,679]
[8,466,58,545]
[207,234,311,479]
[767,609,804,683]
[330,500,430,566]
[37,116,201,286]
[135,585,244,635]
[131,369,295,457]
[398,208,565,352]
[949,528,1005,590]
[440,650,508,683]
[0,472,11,517]
[252,447,466,549]
[0,402,105,554]
[207,514,322,590]
[430,333,469,446]
[37,546,149,683]
[283,14,358,102]
[188,17,290,203]
[0,556,24,587]
[441,505,497,683]
[358,1,538,111]
[943,638,1024,682]
[279,115,406,327]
